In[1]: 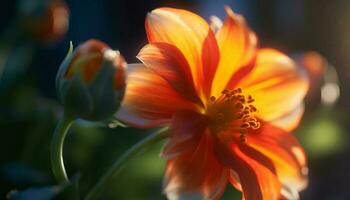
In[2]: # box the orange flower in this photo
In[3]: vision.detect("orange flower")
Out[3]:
[18,0,69,44]
[117,6,309,200]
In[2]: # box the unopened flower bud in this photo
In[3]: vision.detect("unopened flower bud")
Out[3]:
[56,39,126,121]
[17,0,69,44]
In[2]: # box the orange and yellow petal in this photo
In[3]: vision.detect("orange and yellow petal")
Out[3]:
[115,107,169,128]
[236,49,309,130]
[145,7,219,100]
[163,111,228,200]
[211,6,257,97]
[232,143,282,200]
[214,138,282,200]
[117,64,197,127]
[137,42,202,105]
[269,103,305,132]
[162,110,208,159]
[209,15,223,33]
[246,122,308,197]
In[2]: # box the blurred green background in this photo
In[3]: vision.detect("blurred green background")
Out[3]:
[1,0,350,199]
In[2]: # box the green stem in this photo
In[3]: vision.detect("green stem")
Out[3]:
[84,127,170,200]
[50,112,75,183]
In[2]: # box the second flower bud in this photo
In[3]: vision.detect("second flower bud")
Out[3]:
[56,39,126,121]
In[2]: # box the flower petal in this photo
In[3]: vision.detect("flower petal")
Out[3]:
[211,6,257,97]
[246,122,308,194]
[232,143,282,200]
[214,141,281,200]
[269,103,305,132]
[237,49,309,129]
[228,169,242,191]
[146,7,219,100]
[115,107,168,128]
[162,110,208,159]
[137,43,202,105]
[209,15,223,33]
[116,64,196,128]
[163,110,228,200]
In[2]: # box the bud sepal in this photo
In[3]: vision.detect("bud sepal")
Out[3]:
[56,39,126,121]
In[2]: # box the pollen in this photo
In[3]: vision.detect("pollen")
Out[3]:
[206,88,260,142]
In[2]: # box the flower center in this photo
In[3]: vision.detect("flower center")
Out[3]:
[206,88,260,142]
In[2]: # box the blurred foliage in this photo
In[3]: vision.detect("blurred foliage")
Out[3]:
[298,108,347,158]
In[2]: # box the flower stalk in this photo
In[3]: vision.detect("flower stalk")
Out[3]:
[50,111,75,183]
[84,127,170,200]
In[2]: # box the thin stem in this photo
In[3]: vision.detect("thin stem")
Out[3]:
[84,127,170,200]
[50,111,75,183]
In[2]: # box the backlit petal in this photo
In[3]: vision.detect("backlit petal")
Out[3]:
[232,143,281,200]
[228,169,242,191]
[146,7,219,100]
[116,64,196,128]
[216,142,281,200]
[211,6,257,97]
[209,15,223,33]
[163,111,228,200]
[138,43,202,105]
[270,103,305,132]
[237,49,309,128]
[213,133,281,200]
[115,107,168,128]
[246,122,308,194]
[162,110,208,159]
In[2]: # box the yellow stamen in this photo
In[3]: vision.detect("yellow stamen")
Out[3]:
[206,88,260,142]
